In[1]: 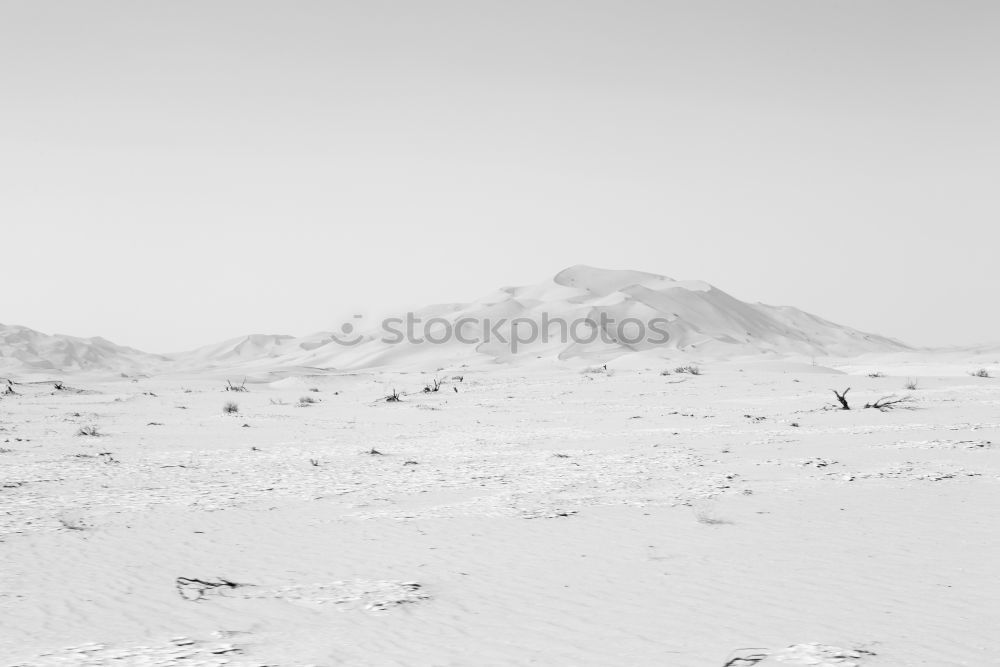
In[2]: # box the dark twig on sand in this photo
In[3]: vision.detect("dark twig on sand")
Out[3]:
[175,576,249,601]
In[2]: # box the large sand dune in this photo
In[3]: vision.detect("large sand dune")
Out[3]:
[2,267,911,377]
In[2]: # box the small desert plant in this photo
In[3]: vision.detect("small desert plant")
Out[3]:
[970,368,991,378]
[3,380,16,395]
[298,395,318,406]
[76,425,102,437]
[693,506,732,525]
[582,364,610,375]
[864,395,915,411]
[423,378,444,393]
[58,516,89,531]
[867,371,884,378]
[659,369,671,376]
[832,388,851,410]
[222,401,239,415]
[453,375,464,382]
[269,398,287,405]
[309,458,320,466]
[674,365,701,375]
[309,387,320,392]
[904,378,919,390]
[225,378,248,392]
[385,389,402,402]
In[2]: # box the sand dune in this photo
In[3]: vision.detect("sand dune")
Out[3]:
[0,324,167,375]
[267,265,909,370]
[1,267,914,376]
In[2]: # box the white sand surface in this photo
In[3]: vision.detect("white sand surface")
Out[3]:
[1,362,998,665]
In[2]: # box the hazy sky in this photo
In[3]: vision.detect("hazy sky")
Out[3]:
[2,1,997,352]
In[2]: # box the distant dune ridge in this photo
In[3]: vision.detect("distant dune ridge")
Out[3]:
[2,266,912,374]
[0,323,168,374]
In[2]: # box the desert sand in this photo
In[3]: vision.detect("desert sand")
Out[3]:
[2,354,998,665]
[2,268,999,665]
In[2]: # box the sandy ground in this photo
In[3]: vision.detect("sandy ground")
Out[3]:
[1,359,998,665]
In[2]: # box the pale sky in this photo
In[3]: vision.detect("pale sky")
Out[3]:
[2,1,997,352]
